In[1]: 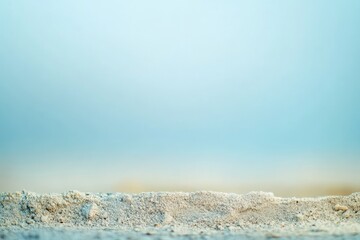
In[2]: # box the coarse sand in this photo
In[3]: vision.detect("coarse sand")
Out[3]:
[1,191,360,239]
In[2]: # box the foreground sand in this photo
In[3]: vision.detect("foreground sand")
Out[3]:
[1,191,360,239]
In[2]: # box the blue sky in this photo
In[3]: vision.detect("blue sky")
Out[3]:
[0,1,360,192]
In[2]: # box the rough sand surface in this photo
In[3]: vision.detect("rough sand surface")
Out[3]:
[1,191,360,239]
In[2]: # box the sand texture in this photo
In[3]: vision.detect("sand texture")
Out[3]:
[1,191,360,239]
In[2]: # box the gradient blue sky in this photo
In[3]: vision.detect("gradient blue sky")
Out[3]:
[0,1,360,192]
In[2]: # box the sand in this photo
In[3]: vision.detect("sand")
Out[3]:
[1,191,360,239]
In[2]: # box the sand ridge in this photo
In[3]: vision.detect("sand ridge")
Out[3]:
[1,191,360,239]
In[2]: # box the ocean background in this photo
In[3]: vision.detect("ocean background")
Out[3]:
[1,0,360,196]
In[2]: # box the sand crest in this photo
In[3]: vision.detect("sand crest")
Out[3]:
[1,191,360,239]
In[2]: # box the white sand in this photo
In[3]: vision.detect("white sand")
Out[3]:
[1,191,360,239]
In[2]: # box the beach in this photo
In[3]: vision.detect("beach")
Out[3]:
[1,191,360,239]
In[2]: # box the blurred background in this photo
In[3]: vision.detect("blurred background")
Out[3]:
[1,1,360,197]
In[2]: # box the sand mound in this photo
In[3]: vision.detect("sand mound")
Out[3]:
[1,191,360,239]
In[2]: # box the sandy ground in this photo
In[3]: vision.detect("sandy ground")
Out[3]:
[1,191,360,239]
